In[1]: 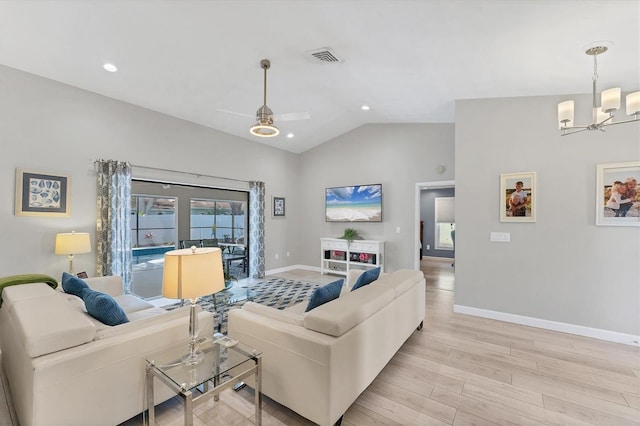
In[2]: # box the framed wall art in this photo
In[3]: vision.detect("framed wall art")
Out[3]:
[15,168,70,217]
[500,172,536,223]
[273,196,285,217]
[596,161,640,227]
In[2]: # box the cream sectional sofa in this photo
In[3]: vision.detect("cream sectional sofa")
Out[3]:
[227,268,425,426]
[0,276,213,426]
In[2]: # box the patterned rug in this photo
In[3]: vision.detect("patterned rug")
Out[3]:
[163,277,321,333]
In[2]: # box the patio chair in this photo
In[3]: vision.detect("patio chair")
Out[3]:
[202,238,219,247]
[180,239,202,249]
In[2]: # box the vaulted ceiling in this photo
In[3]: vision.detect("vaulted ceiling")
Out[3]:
[1,0,638,153]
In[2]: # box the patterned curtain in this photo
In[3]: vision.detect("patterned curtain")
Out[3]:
[248,181,265,278]
[96,160,132,292]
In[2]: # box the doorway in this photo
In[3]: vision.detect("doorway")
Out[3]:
[414,180,455,291]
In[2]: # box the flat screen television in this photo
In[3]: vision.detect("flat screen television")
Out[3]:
[325,184,382,222]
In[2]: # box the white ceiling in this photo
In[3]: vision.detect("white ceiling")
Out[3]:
[1,1,638,153]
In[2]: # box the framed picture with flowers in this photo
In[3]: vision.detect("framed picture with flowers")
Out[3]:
[15,168,70,217]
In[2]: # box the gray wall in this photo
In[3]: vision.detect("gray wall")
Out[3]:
[0,65,300,277]
[455,94,640,336]
[297,123,456,271]
[420,188,455,259]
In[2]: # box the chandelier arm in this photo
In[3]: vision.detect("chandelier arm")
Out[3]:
[600,116,640,127]
[560,127,590,136]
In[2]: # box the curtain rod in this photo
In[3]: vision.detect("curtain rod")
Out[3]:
[92,159,249,184]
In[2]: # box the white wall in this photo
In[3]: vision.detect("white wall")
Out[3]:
[0,66,300,277]
[455,94,640,339]
[297,123,456,271]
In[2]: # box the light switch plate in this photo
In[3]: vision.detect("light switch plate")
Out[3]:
[490,232,511,242]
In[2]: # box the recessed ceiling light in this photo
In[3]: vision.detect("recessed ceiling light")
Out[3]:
[361,105,370,111]
[287,133,294,138]
[103,63,118,72]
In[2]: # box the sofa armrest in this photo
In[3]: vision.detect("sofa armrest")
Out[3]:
[84,276,123,297]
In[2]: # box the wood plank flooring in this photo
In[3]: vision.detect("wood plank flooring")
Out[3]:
[74,262,640,424]
[0,261,634,425]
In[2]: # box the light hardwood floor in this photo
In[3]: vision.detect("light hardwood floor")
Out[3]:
[2,262,638,425]
[123,260,639,426]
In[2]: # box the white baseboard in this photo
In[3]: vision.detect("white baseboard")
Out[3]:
[453,304,640,347]
[265,264,320,276]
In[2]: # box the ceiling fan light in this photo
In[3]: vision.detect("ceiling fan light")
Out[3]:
[250,122,280,137]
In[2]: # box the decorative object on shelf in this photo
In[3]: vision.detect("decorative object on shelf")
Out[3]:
[55,231,91,274]
[320,238,384,276]
[340,228,361,243]
[15,168,70,217]
[596,161,640,227]
[325,184,382,222]
[273,196,285,217]
[358,252,370,263]
[500,172,536,223]
[558,43,640,136]
[162,246,225,365]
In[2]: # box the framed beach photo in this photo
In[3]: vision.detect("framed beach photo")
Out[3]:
[596,161,640,227]
[15,168,70,217]
[273,196,285,217]
[500,172,536,223]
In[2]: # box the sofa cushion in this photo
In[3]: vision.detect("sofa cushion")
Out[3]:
[304,284,394,336]
[305,279,343,312]
[9,290,96,357]
[351,267,380,291]
[114,294,155,314]
[82,288,129,326]
[61,272,89,297]
[95,305,191,340]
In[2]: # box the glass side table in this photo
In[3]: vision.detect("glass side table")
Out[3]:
[145,337,262,426]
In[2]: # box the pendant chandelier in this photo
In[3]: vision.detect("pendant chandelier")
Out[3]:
[558,45,640,136]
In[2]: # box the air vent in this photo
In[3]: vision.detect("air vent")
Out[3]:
[307,47,343,63]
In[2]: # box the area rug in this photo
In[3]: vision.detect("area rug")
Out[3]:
[163,277,321,333]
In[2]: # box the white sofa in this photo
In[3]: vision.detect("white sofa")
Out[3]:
[228,268,425,426]
[0,276,213,426]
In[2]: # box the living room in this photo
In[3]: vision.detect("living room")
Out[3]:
[0,1,639,425]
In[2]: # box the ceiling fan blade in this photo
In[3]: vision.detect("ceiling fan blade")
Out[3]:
[216,108,253,118]
[273,111,311,121]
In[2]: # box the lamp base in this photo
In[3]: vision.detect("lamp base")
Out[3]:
[181,351,204,366]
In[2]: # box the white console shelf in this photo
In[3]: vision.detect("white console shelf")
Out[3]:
[320,238,384,276]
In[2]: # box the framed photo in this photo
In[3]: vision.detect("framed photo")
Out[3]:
[15,168,70,217]
[500,172,536,223]
[596,161,640,227]
[273,196,285,217]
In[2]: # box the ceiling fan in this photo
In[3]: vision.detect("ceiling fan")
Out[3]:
[217,59,310,138]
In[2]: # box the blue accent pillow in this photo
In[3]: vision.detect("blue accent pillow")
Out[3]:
[61,272,89,298]
[351,267,381,291]
[305,279,344,312]
[82,288,129,326]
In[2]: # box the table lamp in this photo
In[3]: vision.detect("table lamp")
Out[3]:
[163,246,225,365]
[55,231,91,274]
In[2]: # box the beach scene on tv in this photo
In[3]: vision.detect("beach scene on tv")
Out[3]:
[325,184,382,222]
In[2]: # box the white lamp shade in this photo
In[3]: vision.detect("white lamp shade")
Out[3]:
[55,232,91,255]
[558,100,574,127]
[627,91,640,115]
[162,247,225,299]
[601,88,621,113]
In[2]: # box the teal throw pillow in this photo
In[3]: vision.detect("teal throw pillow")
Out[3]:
[61,272,89,298]
[305,279,343,312]
[82,288,129,326]
[351,267,381,291]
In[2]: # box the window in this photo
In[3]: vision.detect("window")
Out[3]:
[434,197,454,250]
[190,199,246,243]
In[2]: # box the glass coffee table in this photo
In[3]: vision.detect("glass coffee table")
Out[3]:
[213,285,257,333]
[145,337,262,426]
